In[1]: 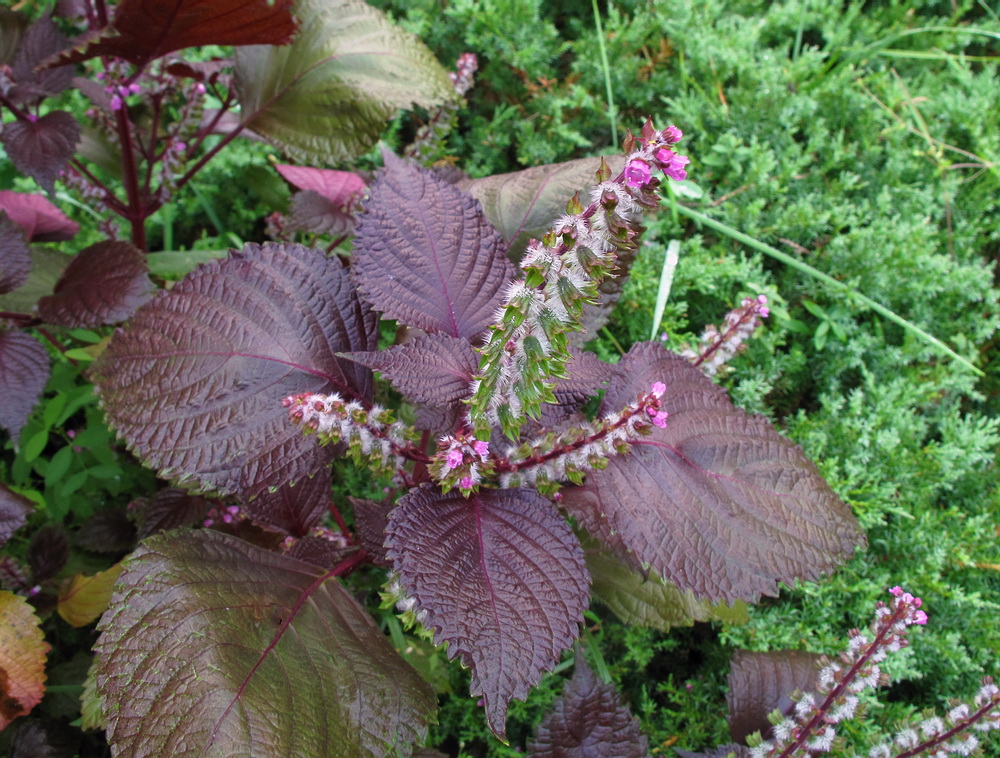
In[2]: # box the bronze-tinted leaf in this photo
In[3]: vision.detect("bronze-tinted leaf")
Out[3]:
[0,330,50,444]
[234,0,454,164]
[90,242,377,498]
[96,530,437,756]
[526,655,647,758]
[562,343,864,603]
[56,0,297,68]
[354,153,516,339]
[0,591,51,730]
[37,240,153,328]
[461,155,626,262]
[385,485,589,739]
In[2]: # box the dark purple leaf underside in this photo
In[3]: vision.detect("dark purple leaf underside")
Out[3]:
[0,190,79,242]
[561,343,864,603]
[90,242,377,498]
[353,152,516,339]
[8,14,73,103]
[727,649,823,744]
[0,10,30,65]
[133,488,209,539]
[76,507,136,553]
[527,655,648,758]
[0,482,33,546]
[0,329,51,444]
[342,333,478,409]
[385,485,589,739]
[1,111,79,193]
[285,190,355,238]
[37,240,153,327]
[28,523,69,582]
[0,214,31,295]
[96,530,436,757]
[57,0,297,67]
[240,466,331,537]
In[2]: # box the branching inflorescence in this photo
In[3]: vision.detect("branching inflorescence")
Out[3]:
[750,588,999,758]
[468,121,689,441]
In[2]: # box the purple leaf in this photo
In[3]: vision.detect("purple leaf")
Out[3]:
[342,333,478,409]
[561,343,864,603]
[0,190,79,242]
[274,164,366,204]
[0,329,50,444]
[1,111,80,193]
[56,0,297,68]
[284,190,356,238]
[0,213,31,295]
[37,240,153,328]
[553,349,611,405]
[28,523,69,582]
[75,507,136,554]
[96,530,437,756]
[526,655,647,758]
[132,488,209,539]
[726,650,823,744]
[286,535,356,567]
[0,482,33,547]
[353,152,517,339]
[385,485,589,739]
[9,720,79,758]
[460,155,626,262]
[350,496,393,568]
[8,14,74,103]
[240,467,331,537]
[91,242,377,498]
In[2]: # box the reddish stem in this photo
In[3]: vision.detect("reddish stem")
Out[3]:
[113,105,147,251]
[327,499,352,539]
[692,305,758,368]
[330,549,369,578]
[36,327,78,368]
[69,159,127,215]
[0,311,38,326]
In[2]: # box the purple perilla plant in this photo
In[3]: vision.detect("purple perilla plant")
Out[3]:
[742,588,999,758]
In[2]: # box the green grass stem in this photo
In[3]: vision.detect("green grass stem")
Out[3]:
[591,0,618,147]
[675,204,984,377]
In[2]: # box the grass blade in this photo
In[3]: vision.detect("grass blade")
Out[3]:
[674,204,983,376]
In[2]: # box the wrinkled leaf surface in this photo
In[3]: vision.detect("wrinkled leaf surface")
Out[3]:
[385,485,589,738]
[562,343,863,603]
[0,590,50,729]
[354,153,516,339]
[91,242,376,498]
[96,530,436,757]
[0,330,50,444]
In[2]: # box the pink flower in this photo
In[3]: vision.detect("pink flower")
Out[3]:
[651,381,666,398]
[663,153,690,181]
[110,94,123,111]
[624,158,652,188]
[652,410,669,428]
[913,610,928,625]
[459,476,474,489]
[473,440,489,457]
[662,125,683,143]
[446,449,464,469]
[654,147,675,165]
